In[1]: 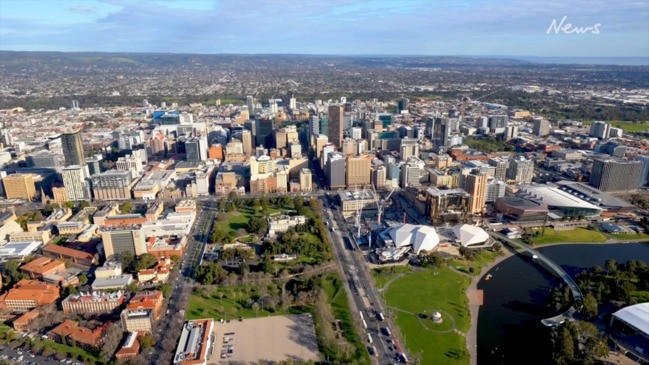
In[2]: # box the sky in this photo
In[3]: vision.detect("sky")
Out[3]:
[0,0,648,58]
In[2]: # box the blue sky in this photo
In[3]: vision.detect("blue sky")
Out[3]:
[0,0,648,57]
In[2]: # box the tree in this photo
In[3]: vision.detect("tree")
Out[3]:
[100,322,124,360]
[605,259,617,275]
[2,259,24,287]
[120,251,136,273]
[62,201,75,210]
[581,292,598,319]
[138,334,154,349]
[120,201,133,214]
[78,273,88,285]
[78,201,91,209]
[159,283,172,298]
[135,253,158,271]
[170,255,181,265]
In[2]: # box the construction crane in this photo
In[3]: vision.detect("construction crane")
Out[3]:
[355,189,365,238]
[372,184,397,226]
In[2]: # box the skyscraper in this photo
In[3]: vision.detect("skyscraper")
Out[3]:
[62,166,88,201]
[532,119,551,137]
[255,118,274,148]
[635,155,649,187]
[589,121,611,139]
[507,157,534,184]
[397,98,409,114]
[328,105,344,149]
[241,130,253,156]
[464,172,488,214]
[345,154,371,189]
[61,129,86,167]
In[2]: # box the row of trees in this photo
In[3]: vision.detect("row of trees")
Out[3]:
[547,321,609,365]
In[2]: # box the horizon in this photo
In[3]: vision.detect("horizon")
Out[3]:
[2,49,648,66]
[1,0,648,61]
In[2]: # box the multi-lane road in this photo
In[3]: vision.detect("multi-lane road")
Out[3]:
[149,203,215,363]
[323,195,409,364]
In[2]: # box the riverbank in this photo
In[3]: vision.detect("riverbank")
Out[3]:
[465,249,514,365]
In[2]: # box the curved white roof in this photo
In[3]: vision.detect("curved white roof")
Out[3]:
[612,303,649,336]
[453,224,490,247]
[388,224,439,254]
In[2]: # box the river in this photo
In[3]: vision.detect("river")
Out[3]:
[476,242,649,365]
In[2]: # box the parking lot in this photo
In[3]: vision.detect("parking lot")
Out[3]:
[212,314,319,364]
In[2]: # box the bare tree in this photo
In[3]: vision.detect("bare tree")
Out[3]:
[100,322,124,360]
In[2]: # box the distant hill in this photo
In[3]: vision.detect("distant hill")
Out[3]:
[0,51,530,73]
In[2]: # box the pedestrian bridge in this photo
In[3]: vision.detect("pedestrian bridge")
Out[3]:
[489,232,583,327]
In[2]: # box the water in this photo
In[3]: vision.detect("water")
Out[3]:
[477,243,649,365]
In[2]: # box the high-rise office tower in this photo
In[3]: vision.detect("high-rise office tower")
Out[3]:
[589,158,642,192]
[328,105,344,148]
[397,98,409,114]
[431,118,450,147]
[325,152,346,189]
[244,120,256,147]
[372,166,387,189]
[2,174,37,200]
[488,115,509,133]
[255,118,274,148]
[507,157,534,184]
[589,121,610,139]
[61,129,86,167]
[241,130,253,156]
[464,172,488,214]
[400,164,421,188]
[635,155,649,187]
[275,129,288,150]
[489,157,509,181]
[345,154,371,189]
[315,135,329,159]
[309,116,320,136]
[299,169,312,192]
[532,119,551,137]
[246,96,255,116]
[62,166,88,201]
[400,138,419,160]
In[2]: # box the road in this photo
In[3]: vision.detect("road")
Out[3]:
[149,203,215,363]
[323,195,410,365]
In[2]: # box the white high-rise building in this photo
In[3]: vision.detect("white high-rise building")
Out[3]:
[62,165,88,201]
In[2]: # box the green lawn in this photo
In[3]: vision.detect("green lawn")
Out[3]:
[449,250,502,275]
[383,267,472,365]
[35,339,102,363]
[372,266,413,290]
[325,277,369,364]
[214,206,291,237]
[186,284,289,320]
[611,121,649,133]
[609,233,649,240]
[531,228,607,245]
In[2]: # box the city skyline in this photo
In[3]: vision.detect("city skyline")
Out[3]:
[0,0,648,60]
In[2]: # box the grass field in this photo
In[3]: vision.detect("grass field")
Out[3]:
[383,267,472,365]
[214,206,288,237]
[531,228,607,245]
[187,284,290,321]
[372,265,412,289]
[611,121,649,133]
[609,232,649,240]
[448,250,501,275]
[324,277,369,364]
